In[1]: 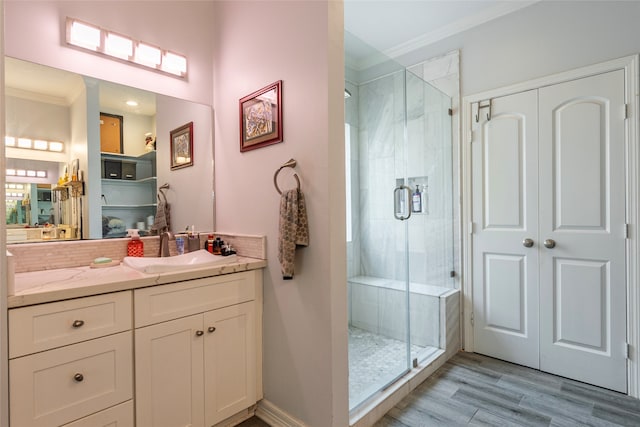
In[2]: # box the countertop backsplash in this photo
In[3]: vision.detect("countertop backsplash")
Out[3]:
[7,233,266,273]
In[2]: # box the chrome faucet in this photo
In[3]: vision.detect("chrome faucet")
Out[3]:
[158,231,174,257]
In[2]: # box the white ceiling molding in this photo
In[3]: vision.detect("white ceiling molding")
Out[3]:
[354,0,539,71]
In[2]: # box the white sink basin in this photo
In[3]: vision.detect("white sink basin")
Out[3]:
[123,249,237,273]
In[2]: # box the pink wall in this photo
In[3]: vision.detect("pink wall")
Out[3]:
[4,1,349,425]
[4,1,214,105]
[213,2,348,426]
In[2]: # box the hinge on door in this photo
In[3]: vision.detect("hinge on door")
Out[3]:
[625,103,629,120]
[625,342,631,359]
[469,221,474,234]
[450,270,456,278]
[448,108,453,116]
[468,130,473,144]
[470,312,474,326]
[625,223,630,239]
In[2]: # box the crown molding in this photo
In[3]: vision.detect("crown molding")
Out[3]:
[355,0,539,71]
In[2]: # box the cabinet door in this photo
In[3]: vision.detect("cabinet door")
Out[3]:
[135,315,204,427]
[10,332,132,427]
[204,301,256,426]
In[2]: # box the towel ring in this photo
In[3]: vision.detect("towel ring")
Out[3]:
[274,158,301,195]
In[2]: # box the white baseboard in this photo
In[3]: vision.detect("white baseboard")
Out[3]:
[255,399,308,427]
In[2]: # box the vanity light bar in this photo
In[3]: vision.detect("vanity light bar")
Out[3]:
[67,20,101,51]
[66,17,188,78]
[5,136,65,153]
[6,169,47,178]
[105,31,134,60]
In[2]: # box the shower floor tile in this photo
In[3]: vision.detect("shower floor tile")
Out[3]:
[349,326,438,409]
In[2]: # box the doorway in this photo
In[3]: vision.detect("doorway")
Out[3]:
[464,58,637,394]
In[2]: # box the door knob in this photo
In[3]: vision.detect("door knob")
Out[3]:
[544,239,556,249]
[522,238,534,248]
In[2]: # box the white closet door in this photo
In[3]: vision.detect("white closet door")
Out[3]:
[538,70,627,392]
[472,89,540,369]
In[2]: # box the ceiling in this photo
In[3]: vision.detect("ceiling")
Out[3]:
[5,2,539,102]
[344,0,538,68]
[5,57,157,116]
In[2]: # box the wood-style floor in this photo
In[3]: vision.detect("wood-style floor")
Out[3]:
[375,351,640,426]
[239,351,640,426]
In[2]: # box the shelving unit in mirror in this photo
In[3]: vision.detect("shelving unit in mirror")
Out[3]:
[101,151,157,238]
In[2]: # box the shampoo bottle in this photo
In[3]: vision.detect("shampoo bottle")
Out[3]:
[421,184,428,213]
[126,229,144,257]
[412,185,422,213]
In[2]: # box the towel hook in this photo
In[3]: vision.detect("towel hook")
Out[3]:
[475,99,492,122]
[274,158,301,195]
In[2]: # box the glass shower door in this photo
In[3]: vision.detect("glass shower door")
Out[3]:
[346,30,454,412]
[404,69,454,364]
[348,68,412,410]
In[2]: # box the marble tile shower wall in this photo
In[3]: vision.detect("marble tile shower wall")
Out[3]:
[351,71,454,288]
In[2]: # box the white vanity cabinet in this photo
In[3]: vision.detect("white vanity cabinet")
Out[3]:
[134,269,262,427]
[7,268,263,427]
[8,292,134,427]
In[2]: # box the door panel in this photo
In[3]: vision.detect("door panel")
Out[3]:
[483,115,527,228]
[472,89,539,369]
[484,254,526,333]
[554,258,608,350]
[539,70,627,392]
[554,98,608,230]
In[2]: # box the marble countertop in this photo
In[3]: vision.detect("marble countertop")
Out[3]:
[8,256,267,308]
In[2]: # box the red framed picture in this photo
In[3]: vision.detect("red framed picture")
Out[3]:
[170,122,193,170]
[239,80,283,152]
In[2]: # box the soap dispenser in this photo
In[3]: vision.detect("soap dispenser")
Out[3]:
[126,229,144,257]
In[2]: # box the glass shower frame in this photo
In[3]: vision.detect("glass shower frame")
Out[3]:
[346,33,454,412]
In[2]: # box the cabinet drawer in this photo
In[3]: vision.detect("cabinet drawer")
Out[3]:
[63,400,133,427]
[10,331,133,427]
[9,291,132,358]
[135,271,256,327]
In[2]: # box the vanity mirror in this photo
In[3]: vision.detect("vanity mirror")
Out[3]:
[5,57,215,243]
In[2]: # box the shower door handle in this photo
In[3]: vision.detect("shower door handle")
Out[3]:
[394,186,413,221]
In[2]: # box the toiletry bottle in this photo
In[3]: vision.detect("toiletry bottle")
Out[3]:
[206,234,215,254]
[214,237,223,255]
[412,185,422,213]
[176,237,185,255]
[187,225,200,252]
[421,184,428,213]
[126,229,144,257]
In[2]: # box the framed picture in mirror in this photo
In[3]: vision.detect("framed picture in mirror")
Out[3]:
[239,80,283,152]
[170,122,194,170]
